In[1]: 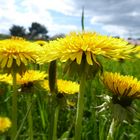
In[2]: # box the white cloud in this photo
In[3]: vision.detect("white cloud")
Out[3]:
[0,0,78,36]
[21,0,76,15]
[127,11,140,17]
[0,0,139,37]
[90,15,112,24]
[102,25,128,37]
[48,24,79,36]
[69,0,140,37]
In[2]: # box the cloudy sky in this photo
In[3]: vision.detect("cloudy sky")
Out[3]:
[0,0,140,38]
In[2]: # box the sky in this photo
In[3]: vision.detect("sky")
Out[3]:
[0,0,140,38]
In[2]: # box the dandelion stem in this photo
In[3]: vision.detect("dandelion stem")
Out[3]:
[11,70,18,140]
[48,95,55,140]
[48,60,58,140]
[74,72,86,140]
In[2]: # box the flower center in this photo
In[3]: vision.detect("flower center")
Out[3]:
[112,95,132,107]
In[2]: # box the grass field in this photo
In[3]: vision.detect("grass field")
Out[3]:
[0,35,140,140]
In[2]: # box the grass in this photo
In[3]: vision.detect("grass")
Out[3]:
[1,50,140,140]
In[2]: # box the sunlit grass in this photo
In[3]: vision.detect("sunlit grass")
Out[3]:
[0,35,140,140]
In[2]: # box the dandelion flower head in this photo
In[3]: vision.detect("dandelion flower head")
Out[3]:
[0,117,11,133]
[133,45,140,58]
[0,37,42,69]
[0,73,12,84]
[40,32,133,65]
[43,79,79,94]
[102,72,140,122]
[34,40,48,47]
[16,70,48,85]
[102,72,140,99]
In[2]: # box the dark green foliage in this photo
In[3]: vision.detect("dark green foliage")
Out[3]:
[28,22,49,40]
[9,25,26,37]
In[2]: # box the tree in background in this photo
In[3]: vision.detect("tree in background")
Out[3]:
[28,22,49,40]
[9,25,26,37]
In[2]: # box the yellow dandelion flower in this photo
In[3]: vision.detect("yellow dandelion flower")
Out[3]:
[102,72,140,99]
[34,40,48,47]
[0,73,12,85]
[16,70,48,85]
[102,72,140,122]
[0,70,48,86]
[1,74,12,85]
[40,32,133,65]
[0,37,42,73]
[0,117,11,133]
[0,73,11,84]
[133,45,140,58]
[42,79,79,94]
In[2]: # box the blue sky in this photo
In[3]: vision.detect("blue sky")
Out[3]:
[0,0,139,38]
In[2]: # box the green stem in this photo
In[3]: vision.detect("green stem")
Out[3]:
[48,61,57,93]
[11,70,18,140]
[48,60,58,140]
[48,95,56,140]
[74,72,86,140]
[26,95,33,140]
[81,7,85,31]
[52,105,60,140]
[107,119,117,140]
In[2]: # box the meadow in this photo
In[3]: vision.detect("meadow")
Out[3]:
[0,33,140,140]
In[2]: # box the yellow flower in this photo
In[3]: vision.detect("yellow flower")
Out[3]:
[102,72,140,122]
[102,72,140,99]
[0,73,12,86]
[16,70,48,85]
[0,37,42,72]
[34,40,48,47]
[42,79,79,94]
[0,117,11,133]
[0,73,12,84]
[133,45,140,58]
[40,32,133,65]
[0,70,48,86]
